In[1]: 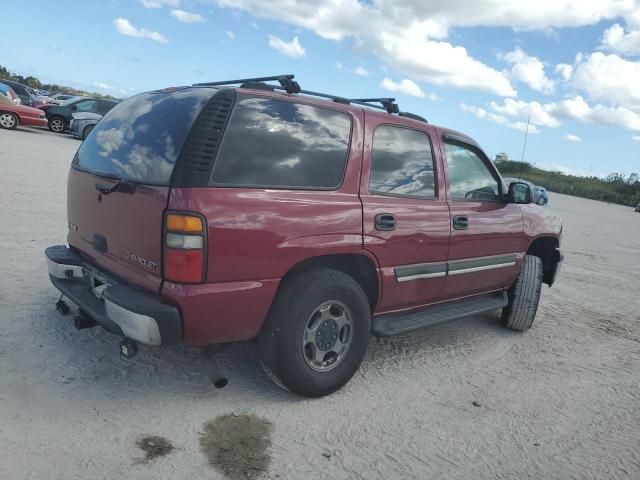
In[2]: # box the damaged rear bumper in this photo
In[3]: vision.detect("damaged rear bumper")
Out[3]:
[45,245,181,345]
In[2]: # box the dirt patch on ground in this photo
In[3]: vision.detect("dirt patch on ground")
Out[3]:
[199,414,273,480]
[135,435,175,463]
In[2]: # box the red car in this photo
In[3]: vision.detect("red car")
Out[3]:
[0,94,48,129]
[45,75,563,397]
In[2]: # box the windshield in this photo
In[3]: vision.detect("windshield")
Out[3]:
[74,88,215,185]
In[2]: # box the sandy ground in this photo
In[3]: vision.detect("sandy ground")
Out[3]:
[1,126,639,480]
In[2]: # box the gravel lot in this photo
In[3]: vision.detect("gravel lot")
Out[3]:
[1,127,639,480]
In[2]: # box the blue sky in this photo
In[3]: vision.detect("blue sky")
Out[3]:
[2,0,639,176]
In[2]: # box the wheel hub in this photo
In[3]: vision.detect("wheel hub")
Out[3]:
[302,300,353,372]
[315,319,339,350]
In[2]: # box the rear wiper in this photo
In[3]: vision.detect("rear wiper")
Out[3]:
[95,179,136,195]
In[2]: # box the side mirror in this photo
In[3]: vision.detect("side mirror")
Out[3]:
[71,105,78,111]
[508,181,532,204]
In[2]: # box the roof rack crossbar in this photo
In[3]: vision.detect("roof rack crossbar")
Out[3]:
[194,74,300,93]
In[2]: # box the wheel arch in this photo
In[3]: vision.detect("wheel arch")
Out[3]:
[281,253,380,311]
[526,236,560,286]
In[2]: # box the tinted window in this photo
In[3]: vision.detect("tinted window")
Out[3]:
[212,98,351,189]
[369,126,436,198]
[75,88,214,185]
[445,143,500,201]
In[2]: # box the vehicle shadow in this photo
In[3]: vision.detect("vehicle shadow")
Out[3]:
[27,288,516,404]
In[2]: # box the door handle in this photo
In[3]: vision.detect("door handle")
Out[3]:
[453,215,469,230]
[374,213,396,231]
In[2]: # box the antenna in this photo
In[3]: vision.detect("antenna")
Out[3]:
[518,114,531,180]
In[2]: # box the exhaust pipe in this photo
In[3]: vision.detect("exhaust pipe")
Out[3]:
[201,345,228,388]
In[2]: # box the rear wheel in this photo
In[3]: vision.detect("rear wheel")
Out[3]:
[82,124,94,139]
[0,112,18,130]
[502,255,543,331]
[259,268,371,397]
[49,116,66,133]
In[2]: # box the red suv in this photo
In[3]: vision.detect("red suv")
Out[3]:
[45,75,563,397]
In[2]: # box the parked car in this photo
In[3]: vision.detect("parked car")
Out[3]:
[503,177,549,206]
[0,93,48,129]
[1,80,36,106]
[50,93,78,104]
[42,97,117,133]
[635,202,640,212]
[69,112,102,139]
[45,76,563,397]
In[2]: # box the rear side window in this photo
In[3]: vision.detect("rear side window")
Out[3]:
[74,88,214,185]
[369,125,436,198]
[211,98,352,189]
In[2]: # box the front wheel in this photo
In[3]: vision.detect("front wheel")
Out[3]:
[48,116,66,133]
[502,255,543,331]
[0,112,18,130]
[259,268,371,397]
[82,124,95,139]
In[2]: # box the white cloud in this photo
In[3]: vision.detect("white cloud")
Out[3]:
[113,18,168,43]
[564,134,582,142]
[490,98,561,128]
[353,66,370,76]
[215,0,516,96]
[501,47,554,93]
[170,9,205,23]
[572,52,640,112]
[555,63,574,82]
[226,30,235,39]
[141,0,179,8]
[93,81,116,91]
[632,135,640,142]
[461,103,540,133]
[600,23,640,56]
[381,78,425,98]
[267,35,305,58]
[488,95,640,132]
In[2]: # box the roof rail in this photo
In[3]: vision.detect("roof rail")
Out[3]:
[193,74,428,122]
[193,74,301,94]
[351,98,399,114]
[399,112,428,123]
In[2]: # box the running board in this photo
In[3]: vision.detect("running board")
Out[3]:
[372,292,508,337]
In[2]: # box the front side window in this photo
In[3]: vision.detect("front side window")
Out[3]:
[212,98,352,189]
[445,143,501,201]
[75,100,97,112]
[369,125,436,198]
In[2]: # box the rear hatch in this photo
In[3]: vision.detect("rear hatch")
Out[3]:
[67,87,217,294]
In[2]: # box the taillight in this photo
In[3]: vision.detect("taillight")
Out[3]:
[164,213,207,283]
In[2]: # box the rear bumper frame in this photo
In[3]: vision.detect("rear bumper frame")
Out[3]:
[45,245,181,345]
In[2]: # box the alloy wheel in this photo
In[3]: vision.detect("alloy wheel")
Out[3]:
[302,300,353,372]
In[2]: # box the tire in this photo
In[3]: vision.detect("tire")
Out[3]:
[502,255,543,331]
[536,197,546,206]
[82,124,94,139]
[48,116,66,133]
[0,112,18,130]
[259,268,371,397]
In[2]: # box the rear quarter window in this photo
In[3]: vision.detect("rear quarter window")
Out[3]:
[74,88,214,185]
[211,97,352,189]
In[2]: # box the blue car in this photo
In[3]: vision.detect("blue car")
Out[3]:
[504,177,549,206]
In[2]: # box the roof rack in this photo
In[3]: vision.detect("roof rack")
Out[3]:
[193,74,301,94]
[193,74,427,123]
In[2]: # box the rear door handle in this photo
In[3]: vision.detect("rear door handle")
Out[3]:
[453,215,469,230]
[375,213,396,231]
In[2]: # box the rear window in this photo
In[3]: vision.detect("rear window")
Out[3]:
[74,88,214,185]
[211,97,352,189]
